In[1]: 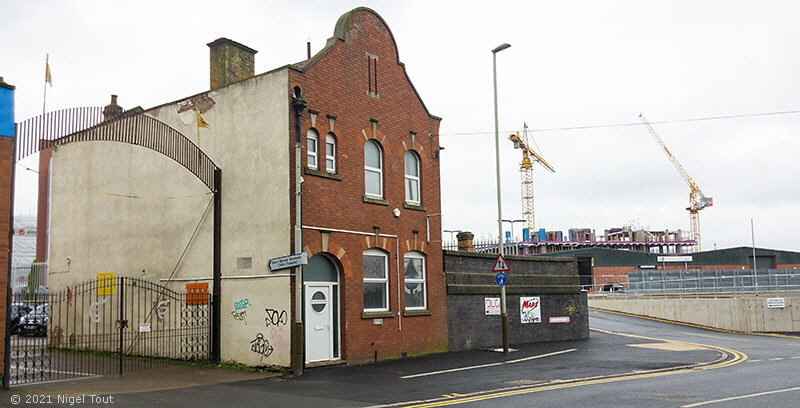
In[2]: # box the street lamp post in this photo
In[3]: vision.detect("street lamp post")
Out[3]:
[492,42,511,355]
[502,219,526,243]
[443,229,463,243]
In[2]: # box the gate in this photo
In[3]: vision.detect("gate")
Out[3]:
[8,277,211,385]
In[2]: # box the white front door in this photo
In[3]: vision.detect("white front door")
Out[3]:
[305,285,333,362]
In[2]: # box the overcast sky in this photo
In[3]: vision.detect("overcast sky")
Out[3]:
[4,1,799,252]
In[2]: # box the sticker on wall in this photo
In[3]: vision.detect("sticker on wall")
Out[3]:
[186,282,209,305]
[485,297,501,315]
[520,296,541,324]
[96,272,116,296]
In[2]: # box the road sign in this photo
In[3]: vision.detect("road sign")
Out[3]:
[485,297,501,315]
[268,252,308,271]
[495,272,509,286]
[767,298,785,309]
[492,253,511,272]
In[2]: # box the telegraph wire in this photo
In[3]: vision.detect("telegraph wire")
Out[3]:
[17,164,212,200]
[435,109,800,137]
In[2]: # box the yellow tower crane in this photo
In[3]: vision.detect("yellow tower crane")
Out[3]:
[508,123,555,235]
[639,113,713,253]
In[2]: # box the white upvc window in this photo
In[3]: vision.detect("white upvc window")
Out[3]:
[363,249,389,311]
[307,128,319,170]
[364,140,383,198]
[325,133,337,173]
[404,151,421,204]
[404,252,426,310]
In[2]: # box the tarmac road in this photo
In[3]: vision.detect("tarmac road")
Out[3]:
[6,309,799,407]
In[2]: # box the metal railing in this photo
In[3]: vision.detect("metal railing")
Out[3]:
[9,263,48,299]
[626,269,800,294]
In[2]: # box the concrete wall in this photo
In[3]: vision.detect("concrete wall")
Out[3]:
[590,294,800,332]
[47,69,293,366]
[445,251,589,351]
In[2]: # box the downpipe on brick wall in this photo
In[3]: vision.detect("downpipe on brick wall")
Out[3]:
[291,87,307,376]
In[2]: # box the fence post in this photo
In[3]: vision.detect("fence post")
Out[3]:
[118,277,124,376]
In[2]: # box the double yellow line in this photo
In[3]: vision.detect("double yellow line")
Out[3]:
[393,328,747,408]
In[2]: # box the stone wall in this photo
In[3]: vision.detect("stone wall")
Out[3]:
[444,251,588,351]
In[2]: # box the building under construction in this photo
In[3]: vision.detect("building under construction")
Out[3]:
[452,225,695,255]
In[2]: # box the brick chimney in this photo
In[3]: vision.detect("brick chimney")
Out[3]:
[102,95,123,121]
[456,231,475,252]
[207,38,258,90]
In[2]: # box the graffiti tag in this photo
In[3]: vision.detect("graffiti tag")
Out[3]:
[250,333,273,361]
[264,308,288,327]
[156,300,170,320]
[231,310,247,324]
[234,298,250,311]
[88,298,109,323]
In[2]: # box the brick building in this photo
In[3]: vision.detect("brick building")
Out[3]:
[38,8,445,367]
[0,77,16,385]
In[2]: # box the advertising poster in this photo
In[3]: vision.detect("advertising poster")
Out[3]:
[520,296,541,324]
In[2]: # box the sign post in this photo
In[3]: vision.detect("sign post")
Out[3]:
[493,253,511,354]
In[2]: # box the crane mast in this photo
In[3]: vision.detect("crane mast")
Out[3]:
[508,123,555,235]
[639,113,713,252]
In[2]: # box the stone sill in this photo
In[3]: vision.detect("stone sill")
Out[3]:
[304,167,342,181]
[403,202,427,211]
[363,196,389,206]
[403,309,431,317]
[361,311,394,319]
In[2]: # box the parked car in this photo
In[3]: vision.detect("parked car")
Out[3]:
[603,283,626,292]
[18,304,48,337]
[9,303,33,335]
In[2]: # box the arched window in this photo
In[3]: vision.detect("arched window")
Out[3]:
[404,151,421,204]
[364,140,383,198]
[363,249,389,311]
[325,133,337,174]
[307,128,319,170]
[404,252,426,310]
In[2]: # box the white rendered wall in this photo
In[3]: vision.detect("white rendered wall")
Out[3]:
[47,69,292,366]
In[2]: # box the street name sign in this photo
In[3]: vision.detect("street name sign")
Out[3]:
[268,252,308,271]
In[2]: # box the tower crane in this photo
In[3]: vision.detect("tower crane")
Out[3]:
[639,113,712,253]
[508,123,555,236]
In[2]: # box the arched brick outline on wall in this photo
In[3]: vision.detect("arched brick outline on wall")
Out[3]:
[5,107,225,369]
[303,234,352,278]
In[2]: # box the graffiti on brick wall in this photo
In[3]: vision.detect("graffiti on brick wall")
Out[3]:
[250,333,273,361]
[264,308,287,327]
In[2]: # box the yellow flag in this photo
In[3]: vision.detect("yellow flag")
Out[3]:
[45,56,53,86]
[196,110,210,128]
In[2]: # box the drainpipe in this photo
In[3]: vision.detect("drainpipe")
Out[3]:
[291,88,307,376]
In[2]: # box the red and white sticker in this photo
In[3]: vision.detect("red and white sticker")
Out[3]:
[548,316,570,324]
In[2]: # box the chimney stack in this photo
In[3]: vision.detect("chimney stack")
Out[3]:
[103,95,123,121]
[456,231,475,252]
[207,38,258,90]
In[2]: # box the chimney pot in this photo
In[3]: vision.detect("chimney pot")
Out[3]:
[207,38,258,90]
[103,94,123,121]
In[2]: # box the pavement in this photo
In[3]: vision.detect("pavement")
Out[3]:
[0,316,728,407]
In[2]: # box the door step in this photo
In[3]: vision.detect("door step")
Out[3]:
[306,359,346,368]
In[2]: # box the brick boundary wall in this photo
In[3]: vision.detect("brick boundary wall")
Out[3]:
[0,137,13,383]
[444,251,588,351]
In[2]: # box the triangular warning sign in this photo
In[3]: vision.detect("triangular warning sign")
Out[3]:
[492,253,511,272]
